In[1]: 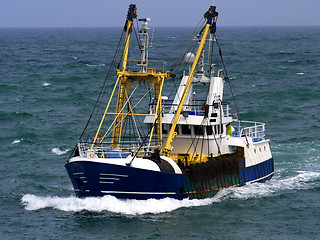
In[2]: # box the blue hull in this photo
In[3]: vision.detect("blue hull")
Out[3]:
[65,161,187,200]
[65,157,274,200]
[241,158,274,184]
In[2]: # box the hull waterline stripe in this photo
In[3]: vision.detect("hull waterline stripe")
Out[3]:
[74,189,90,192]
[246,171,274,184]
[101,190,176,195]
[100,173,128,177]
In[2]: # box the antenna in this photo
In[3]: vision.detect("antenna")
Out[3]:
[150,27,155,48]
[138,18,151,72]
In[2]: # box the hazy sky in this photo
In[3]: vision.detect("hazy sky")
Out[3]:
[1,0,320,27]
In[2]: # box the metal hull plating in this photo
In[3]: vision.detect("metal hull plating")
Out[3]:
[241,157,274,184]
[65,160,186,200]
[65,157,274,200]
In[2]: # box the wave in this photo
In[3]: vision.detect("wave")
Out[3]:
[21,171,319,215]
[51,147,70,155]
[85,63,105,67]
[216,171,320,201]
[42,82,51,87]
[21,194,215,214]
[12,139,22,144]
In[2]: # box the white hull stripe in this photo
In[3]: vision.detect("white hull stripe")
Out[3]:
[246,171,274,184]
[100,177,120,180]
[99,182,114,184]
[101,190,176,195]
[100,173,128,177]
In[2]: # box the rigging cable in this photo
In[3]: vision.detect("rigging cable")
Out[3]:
[85,28,127,139]
[68,29,126,160]
[170,18,206,74]
[101,83,140,140]
[127,113,162,166]
[133,19,142,52]
[214,35,250,147]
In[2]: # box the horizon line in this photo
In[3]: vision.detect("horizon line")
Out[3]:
[1,25,319,29]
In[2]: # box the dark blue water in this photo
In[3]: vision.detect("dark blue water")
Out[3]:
[0,26,319,239]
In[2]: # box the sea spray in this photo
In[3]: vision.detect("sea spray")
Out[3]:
[21,170,320,214]
[21,194,215,215]
[51,148,70,155]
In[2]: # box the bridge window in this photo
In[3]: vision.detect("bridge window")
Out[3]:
[206,126,213,135]
[194,126,204,135]
[167,125,179,134]
[214,124,224,135]
[162,124,168,134]
[182,125,191,135]
[214,125,218,134]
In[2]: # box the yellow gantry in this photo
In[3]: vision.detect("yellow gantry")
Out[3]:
[91,5,136,151]
[111,68,170,149]
[162,22,212,156]
[92,4,213,153]
[91,5,170,151]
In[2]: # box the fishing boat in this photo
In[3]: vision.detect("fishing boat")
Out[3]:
[65,4,274,200]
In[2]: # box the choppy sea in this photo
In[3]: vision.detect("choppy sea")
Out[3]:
[0,26,319,239]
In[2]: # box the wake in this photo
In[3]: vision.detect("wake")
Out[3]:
[21,171,320,215]
[21,194,215,215]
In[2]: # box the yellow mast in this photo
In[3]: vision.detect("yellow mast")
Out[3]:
[110,5,137,149]
[90,4,137,150]
[163,6,218,156]
[108,5,170,150]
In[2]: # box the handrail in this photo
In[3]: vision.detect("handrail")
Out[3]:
[78,139,161,158]
[148,99,231,117]
[125,59,167,72]
[233,121,266,140]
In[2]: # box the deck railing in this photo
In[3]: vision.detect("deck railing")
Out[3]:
[77,137,161,158]
[233,121,266,141]
[149,99,231,117]
[125,59,167,73]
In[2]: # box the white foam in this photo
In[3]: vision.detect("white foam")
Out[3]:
[42,82,51,87]
[215,171,320,201]
[85,64,105,67]
[72,56,78,60]
[51,147,70,155]
[21,171,320,214]
[296,72,304,75]
[21,194,215,215]
[12,139,22,144]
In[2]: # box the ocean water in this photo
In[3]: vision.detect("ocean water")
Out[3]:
[0,26,319,239]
